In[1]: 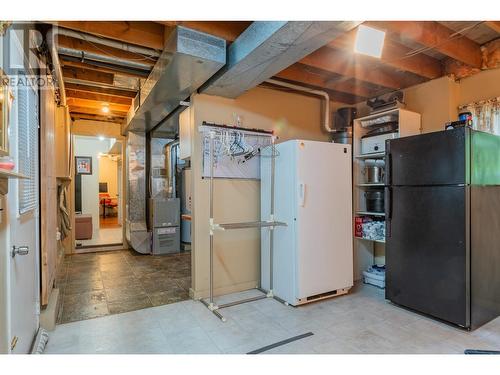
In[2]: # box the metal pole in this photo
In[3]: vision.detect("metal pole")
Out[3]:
[209,131,215,307]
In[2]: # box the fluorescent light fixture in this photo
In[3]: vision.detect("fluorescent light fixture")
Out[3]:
[354,25,385,58]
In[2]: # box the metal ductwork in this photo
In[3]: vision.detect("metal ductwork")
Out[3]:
[200,21,361,98]
[124,26,226,133]
[164,140,180,198]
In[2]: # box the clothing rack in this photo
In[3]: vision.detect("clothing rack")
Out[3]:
[199,126,287,322]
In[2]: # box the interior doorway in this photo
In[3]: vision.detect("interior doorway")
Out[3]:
[74,135,123,250]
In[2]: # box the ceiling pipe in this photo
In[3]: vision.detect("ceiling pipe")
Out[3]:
[46,28,67,106]
[264,78,333,133]
[55,27,161,58]
[58,47,152,73]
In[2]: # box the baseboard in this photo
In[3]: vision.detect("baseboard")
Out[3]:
[40,288,61,331]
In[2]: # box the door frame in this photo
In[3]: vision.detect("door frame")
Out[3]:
[69,132,127,254]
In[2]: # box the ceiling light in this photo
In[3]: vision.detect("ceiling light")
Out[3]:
[101,105,110,113]
[354,25,385,58]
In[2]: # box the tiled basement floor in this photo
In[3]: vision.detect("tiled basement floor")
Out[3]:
[45,283,500,354]
[56,250,191,323]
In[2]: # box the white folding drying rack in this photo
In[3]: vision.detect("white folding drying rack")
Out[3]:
[199,123,288,322]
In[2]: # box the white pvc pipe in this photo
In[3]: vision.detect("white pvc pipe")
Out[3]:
[46,28,67,106]
[265,78,333,133]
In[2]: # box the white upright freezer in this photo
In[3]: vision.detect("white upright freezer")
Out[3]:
[261,140,353,305]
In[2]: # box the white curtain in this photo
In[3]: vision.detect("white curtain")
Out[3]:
[459,97,500,135]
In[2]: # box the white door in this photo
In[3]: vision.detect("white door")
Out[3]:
[7,81,40,354]
[296,140,353,299]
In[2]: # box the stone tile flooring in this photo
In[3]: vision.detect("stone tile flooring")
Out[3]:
[56,250,191,323]
[46,282,500,354]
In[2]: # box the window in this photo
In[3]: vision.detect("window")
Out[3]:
[17,81,39,215]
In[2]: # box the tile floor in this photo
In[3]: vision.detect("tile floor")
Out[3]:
[56,250,191,323]
[45,283,500,354]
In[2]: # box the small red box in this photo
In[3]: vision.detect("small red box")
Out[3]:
[354,217,363,238]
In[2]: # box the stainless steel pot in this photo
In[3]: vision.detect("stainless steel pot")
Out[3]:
[364,165,384,184]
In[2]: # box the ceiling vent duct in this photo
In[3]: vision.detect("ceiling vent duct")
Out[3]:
[200,21,361,98]
[124,26,226,133]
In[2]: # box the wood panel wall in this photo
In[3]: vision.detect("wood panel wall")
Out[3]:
[40,80,58,307]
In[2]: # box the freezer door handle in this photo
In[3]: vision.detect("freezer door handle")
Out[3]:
[298,182,306,207]
[385,152,392,185]
[385,187,392,237]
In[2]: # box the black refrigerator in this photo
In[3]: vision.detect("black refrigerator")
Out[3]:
[385,127,500,330]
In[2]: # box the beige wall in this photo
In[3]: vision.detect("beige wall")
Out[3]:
[99,156,118,197]
[190,87,330,298]
[458,68,500,106]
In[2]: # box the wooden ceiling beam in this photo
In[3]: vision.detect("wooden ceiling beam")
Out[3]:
[67,97,129,113]
[62,66,114,85]
[275,63,377,98]
[328,28,443,79]
[65,89,132,105]
[156,21,251,42]
[300,47,404,89]
[367,21,482,68]
[51,21,165,50]
[70,112,125,123]
[484,21,500,34]
[56,35,156,68]
[64,82,136,98]
[68,105,126,117]
[60,58,149,78]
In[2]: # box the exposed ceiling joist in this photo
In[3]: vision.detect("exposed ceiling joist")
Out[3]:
[50,21,165,50]
[66,90,132,105]
[56,35,156,68]
[260,80,362,105]
[62,66,114,85]
[300,47,404,89]
[70,112,125,123]
[67,97,129,113]
[275,63,377,98]
[68,105,126,117]
[60,58,149,78]
[64,82,137,98]
[367,21,483,68]
[328,28,443,79]
[157,21,251,42]
[484,21,500,34]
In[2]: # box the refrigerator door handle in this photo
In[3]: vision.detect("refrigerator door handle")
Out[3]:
[385,152,392,185]
[385,187,392,237]
[298,182,306,207]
